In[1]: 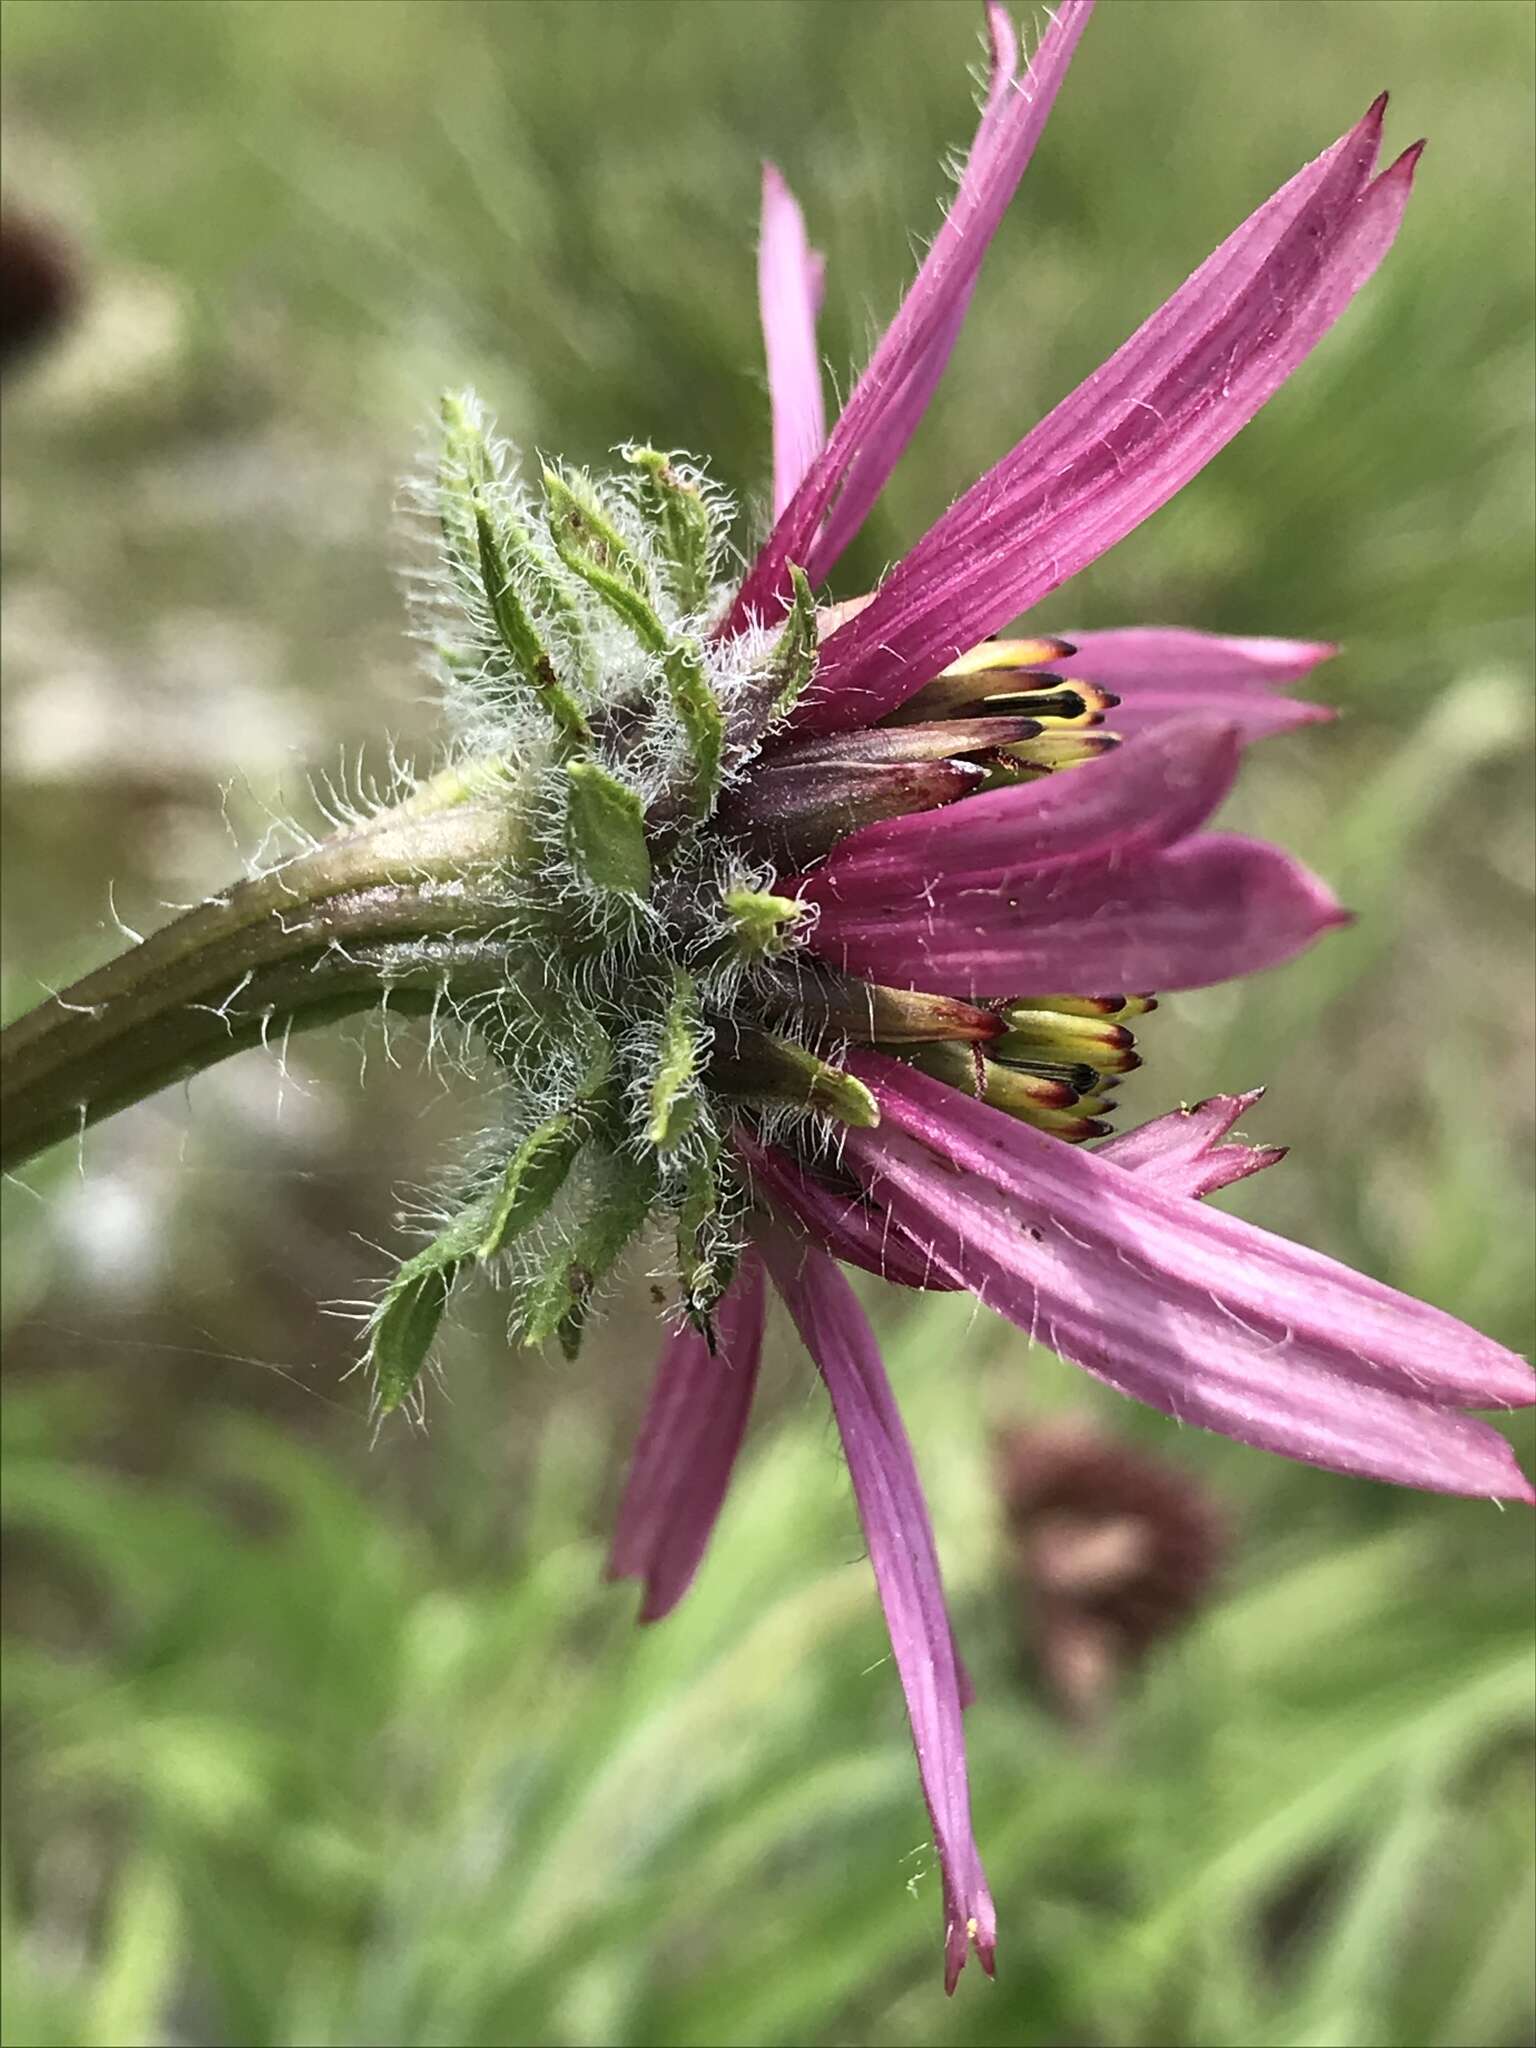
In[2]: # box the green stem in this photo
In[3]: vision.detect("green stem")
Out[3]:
[0,788,530,1171]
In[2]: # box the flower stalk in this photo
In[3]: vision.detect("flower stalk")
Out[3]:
[0,783,528,1170]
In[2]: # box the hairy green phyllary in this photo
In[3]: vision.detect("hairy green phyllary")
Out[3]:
[369,399,830,1394]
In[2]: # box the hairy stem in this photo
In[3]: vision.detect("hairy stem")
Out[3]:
[0,788,530,1171]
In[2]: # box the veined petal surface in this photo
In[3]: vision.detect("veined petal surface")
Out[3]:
[759,163,827,516]
[840,1056,1535,1475]
[1057,626,1338,740]
[805,830,1347,996]
[806,106,1417,732]
[758,1222,995,1991]
[609,1254,767,1620]
[727,0,1094,632]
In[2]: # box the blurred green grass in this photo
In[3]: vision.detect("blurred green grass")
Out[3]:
[1,3,1532,2045]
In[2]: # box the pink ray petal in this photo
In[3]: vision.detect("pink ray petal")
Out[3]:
[844,1053,1536,1443]
[804,107,1417,732]
[740,1132,962,1291]
[727,0,1094,633]
[757,1220,996,1991]
[804,830,1348,997]
[1056,627,1338,740]
[1109,690,1334,743]
[760,163,828,517]
[608,1254,766,1621]
[1062,626,1339,690]
[850,1122,1532,1500]
[797,717,1243,895]
[1098,1090,1287,1200]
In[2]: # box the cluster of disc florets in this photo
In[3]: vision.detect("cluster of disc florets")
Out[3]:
[367,394,843,1411]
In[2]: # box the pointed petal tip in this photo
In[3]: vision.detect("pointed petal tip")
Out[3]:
[1343,92,1390,174]
[1391,139,1428,181]
[1485,1430,1536,1502]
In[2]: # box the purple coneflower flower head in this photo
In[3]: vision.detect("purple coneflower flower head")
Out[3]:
[357,0,1530,1991]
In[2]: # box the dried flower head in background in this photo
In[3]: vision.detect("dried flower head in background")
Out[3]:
[997,1423,1227,1728]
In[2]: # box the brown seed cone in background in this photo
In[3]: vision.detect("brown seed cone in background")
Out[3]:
[997,1422,1228,1726]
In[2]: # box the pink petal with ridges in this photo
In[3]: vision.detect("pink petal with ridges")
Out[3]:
[741,1134,961,1291]
[805,831,1348,996]
[799,718,1242,893]
[1062,626,1338,689]
[804,109,1415,732]
[1098,1090,1287,1200]
[849,1122,1532,1500]
[1108,690,1334,742]
[727,1,1094,633]
[608,1255,766,1621]
[1055,627,1338,740]
[757,1221,996,1991]
[760,163,828,518]
[845,1054,1536,1437]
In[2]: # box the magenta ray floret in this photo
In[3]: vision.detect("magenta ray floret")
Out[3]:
[610,1252,767,1621]
[804,110,1420,731]
[757,1223,997,1994]
[727,0,1093,633]
[758,164,826,519]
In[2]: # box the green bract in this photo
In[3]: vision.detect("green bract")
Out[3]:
[368,394,846,1412]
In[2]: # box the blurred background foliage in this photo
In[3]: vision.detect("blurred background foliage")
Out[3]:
[1,2,1532,2044]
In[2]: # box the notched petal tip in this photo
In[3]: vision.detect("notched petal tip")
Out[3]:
[944,1902,999,1995]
